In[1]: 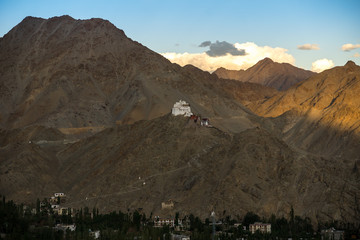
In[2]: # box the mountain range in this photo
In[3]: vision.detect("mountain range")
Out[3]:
[213,57,315,91]
[0,16,359,225]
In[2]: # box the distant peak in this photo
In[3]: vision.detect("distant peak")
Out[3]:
[254,57,275,67]
[260,57,274,64]
[215,67,228,71]
[345,60,356,67]
[49,15,75,21]
[20,16,45,25]
[23,16,43,21]
[20,15,75,27]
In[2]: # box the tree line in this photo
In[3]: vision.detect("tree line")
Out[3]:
[0,195,359,239]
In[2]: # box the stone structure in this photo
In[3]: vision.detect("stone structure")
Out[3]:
[161,200,174,210]
[171,100,192,117]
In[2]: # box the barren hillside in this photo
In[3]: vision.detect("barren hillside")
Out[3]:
[0,16,359,226]
[1,115,359,224]
[250,61,360,160]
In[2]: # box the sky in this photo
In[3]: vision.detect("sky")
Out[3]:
[0,0,359,72]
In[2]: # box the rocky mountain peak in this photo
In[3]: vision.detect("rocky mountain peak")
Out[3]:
[345,60,356,66]
[257,57,274,65]
[344,60,359,72]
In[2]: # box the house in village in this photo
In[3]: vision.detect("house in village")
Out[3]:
[154,217,175,228]
[51,204,60,210]
[154,216,184,229]
[54,207,69,215]
[321,228,344,240]
[54,193,65,198]
[50,196,57,204]
[50,193,67,204]
[172,100,193,117]
[249,222,271,234]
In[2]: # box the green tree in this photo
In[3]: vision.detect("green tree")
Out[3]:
[36,198,41,214]
[133,210,141,231]
[242,212,260,228]
[175,212,179,227]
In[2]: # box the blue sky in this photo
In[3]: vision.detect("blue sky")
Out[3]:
[0,0,359,72]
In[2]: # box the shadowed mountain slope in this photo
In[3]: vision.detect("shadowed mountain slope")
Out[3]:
[1,115,359,224]
[0,15,267,132]
[213,58,315,91]
[250,61,360,160]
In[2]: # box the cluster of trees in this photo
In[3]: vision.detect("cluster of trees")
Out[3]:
[0,195,169,240]
[1,195,359,240]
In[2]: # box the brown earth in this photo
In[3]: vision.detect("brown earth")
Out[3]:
[1,115,359,224]
[0,15,269,132]
[249,61,360,160]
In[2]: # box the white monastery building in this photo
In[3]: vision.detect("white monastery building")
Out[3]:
[171,100,193,117]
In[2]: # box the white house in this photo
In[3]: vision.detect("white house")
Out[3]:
[51,204,59,210]
[201,118,210,126]
[321,228,344,240]
[54,193,65,197]
[154,217,176,228]
[249,222,271,234]
[171,100,193,117]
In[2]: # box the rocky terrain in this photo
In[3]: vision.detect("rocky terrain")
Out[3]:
[250,61,360,160]
[1,114,359,224]
[0,15,269,132]
[0,16,359,225]
[213,57,315,91]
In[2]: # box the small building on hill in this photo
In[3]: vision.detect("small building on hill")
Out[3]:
[161,200,174,210]
[201,118,210,126]
[172,100,192,117]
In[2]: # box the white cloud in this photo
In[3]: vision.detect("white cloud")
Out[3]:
[341,43,360,51]
[354,53,360,58]
[297,43,319,50]
[311,58,334,73]
[161,42,295,72]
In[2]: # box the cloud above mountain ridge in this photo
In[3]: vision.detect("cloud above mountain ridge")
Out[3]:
[162,42,295,72]
[311,58,334,73]
[199,40,246,57]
